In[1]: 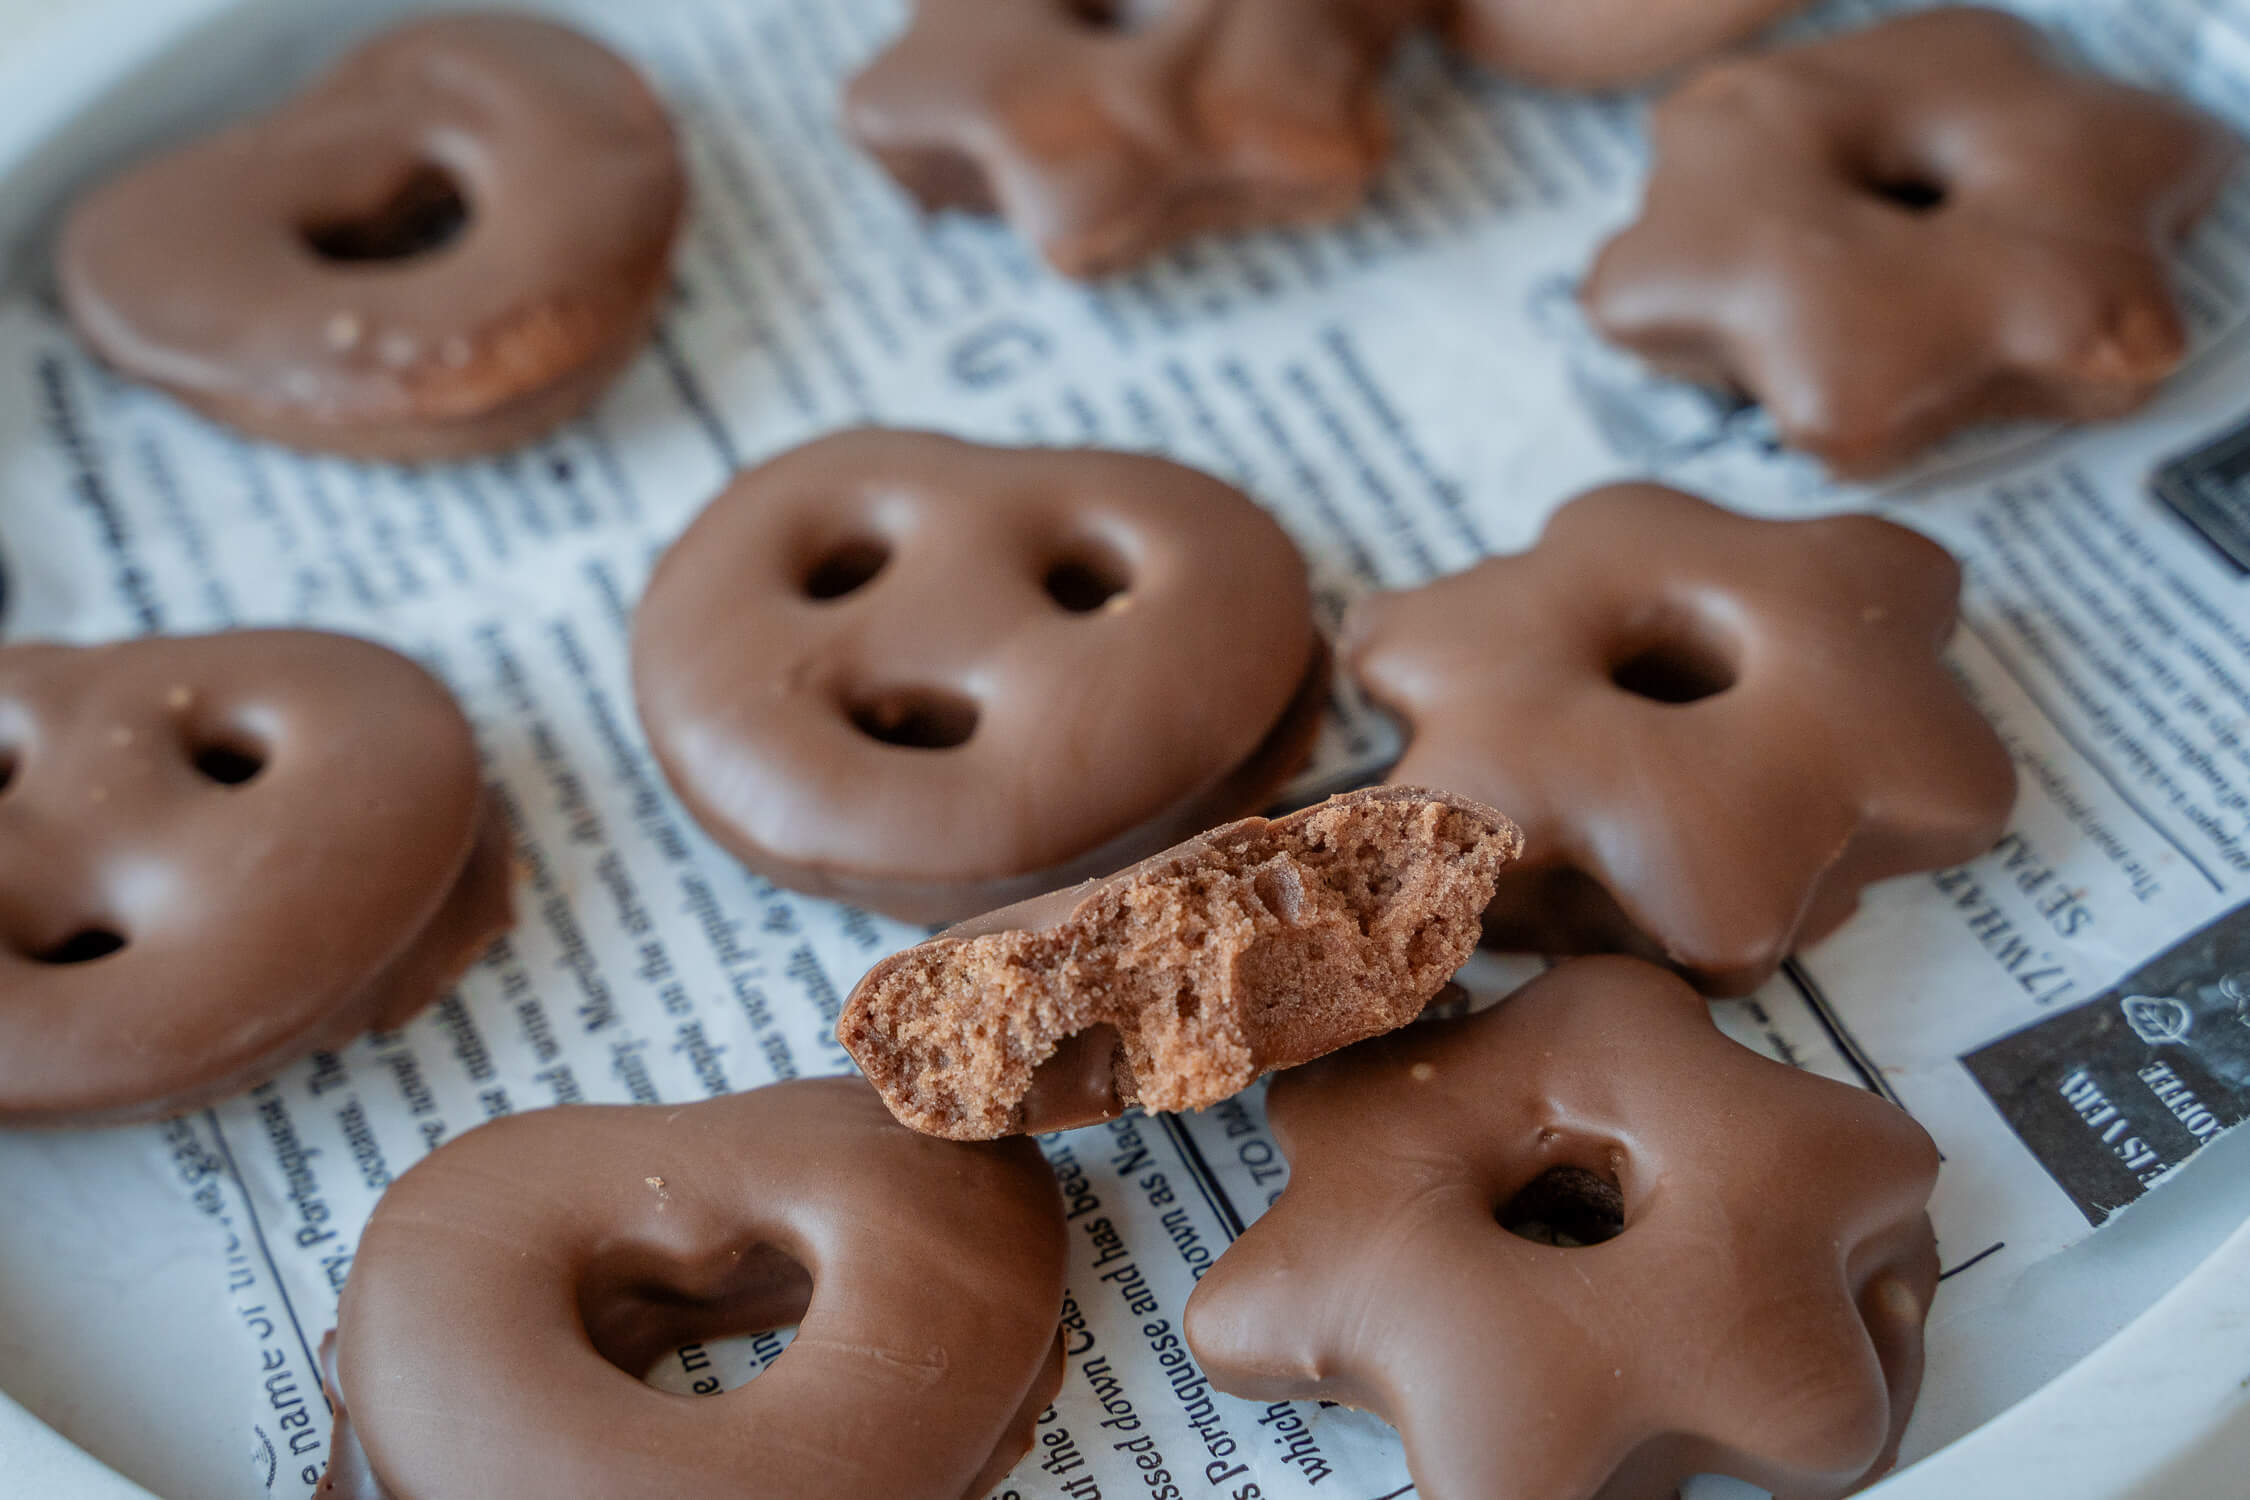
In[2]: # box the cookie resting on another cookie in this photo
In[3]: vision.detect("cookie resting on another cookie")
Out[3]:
[840,787,1520,1139]
[1582,6,2238,475]
[1342,482,2016,996]
[1185,956,1942,1500]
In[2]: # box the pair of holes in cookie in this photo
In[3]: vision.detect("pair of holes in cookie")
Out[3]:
[302,161,472,265]
[3,719,263,967]
[0,722,265,791]
[0,719,263,965]
[800,536,1133,616]
[1498,1161,1626,1248]
[804,535,1132,752]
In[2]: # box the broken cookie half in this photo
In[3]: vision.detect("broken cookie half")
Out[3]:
[839,787,1522,1140]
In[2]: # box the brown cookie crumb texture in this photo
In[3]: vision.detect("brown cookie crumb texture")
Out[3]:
[840,787,1521,1139]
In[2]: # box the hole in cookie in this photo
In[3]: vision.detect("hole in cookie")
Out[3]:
[1608,622,1737,706]
[585,1241,813,1398]
[802,539,891,601]
[1043,545,1131,614]
[190,740,266,787]
[34,928,127,966]
[847,686,980,750]
[1499,1164,1625,1248]
[1060,0,1164,30]
[1864,174,1947,214]
[302,162,471,264]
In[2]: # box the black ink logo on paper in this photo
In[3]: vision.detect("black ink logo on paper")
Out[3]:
[1963,901,2250,1226]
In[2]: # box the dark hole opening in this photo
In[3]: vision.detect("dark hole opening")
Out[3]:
[1043,550,1131,614]
[847,686,979,750]
[192,743,266,787]
[1499,1164,1625,1248]
[1609,633,1737,705]
[582,1241,813,1397]
[0,753,14,795]
[303,163,472,264]
[802,539,891,601]
[36,928,128,966]
[1060,0,1163,30]
[1865,175,1947,214]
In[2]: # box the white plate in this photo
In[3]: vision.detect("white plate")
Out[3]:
[0,3,2246,1497]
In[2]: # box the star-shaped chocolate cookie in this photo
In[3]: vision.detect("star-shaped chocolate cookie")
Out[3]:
[1184,956,1942,1500]
[1583,6,2239,475]
[1342,482,2017,995]
[844,0,1430,278]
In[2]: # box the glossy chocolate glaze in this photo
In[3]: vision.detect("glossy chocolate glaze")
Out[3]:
[320,1079,1068,1500]
[1443,0,1806,88]
[0,630,511,1124]
[1582,6,2239,475]
[842,787,1521,1138]
[632,429,1325,925]
[59,15,685,460]
[845,0,1431,277]
[1343,482,2017,996]
[1185,956,1942,1500]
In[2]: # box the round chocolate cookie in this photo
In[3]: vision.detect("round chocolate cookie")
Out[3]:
[632,429,1326,925]
[1185,956,1942,1500]
[845,0,1428,277]
[1343,482,2017,996]
[320,1078,1069,1500]
[0,630,511,1125]
[58,15,685,461]
[1444,0,1807,88]
[1581,6,2238,475]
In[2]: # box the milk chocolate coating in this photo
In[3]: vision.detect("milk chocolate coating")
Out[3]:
[632,429,1325,925]
[0,630,512,1125]
[319,1079,1069,1500]
[1581,6,2239,476]
[845,0,1431,278]
[1343,483,2017,997]
[1184,956,1942,1500]
[1442,0,1806,88]
[840,787,1521,1139]
[58,15,685,461]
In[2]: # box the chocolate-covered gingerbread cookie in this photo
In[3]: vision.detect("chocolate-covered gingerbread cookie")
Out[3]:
[632,429,1326,925]
[841,787,1520,1139]
[59,15,685,461]
[321,1078,1068,1500]
[1343,483,2016,995]
[846,0,1429,277]
[1444,0,1806,89]
[0,631,511,1125]
[1186,956,1942,1500]
[1582,6,2238,475]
